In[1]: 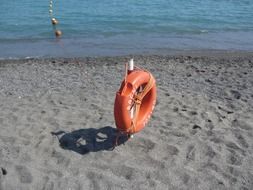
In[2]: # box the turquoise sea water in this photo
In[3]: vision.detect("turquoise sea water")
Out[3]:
[0,0,253,58]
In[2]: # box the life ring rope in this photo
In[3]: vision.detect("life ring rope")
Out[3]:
[129,73,154,133]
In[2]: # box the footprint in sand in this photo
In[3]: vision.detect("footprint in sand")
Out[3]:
[130,138,156,153]
[86,171,102,189]
[192,124,201,130]
[226,166,241,179]
[205,145,216,160]
[190,125,202,135]
[51,149,70,166]
[42,176,54,190]
[225,141,244,154]
[111,165,135,180]
[232,130,249,149]
[15,165,33,184]
[232,119,252,131]
[229,90,241,100]
[156,144,179,160]
[186,145,195,161]
[188,110,198,116]
[1,168,7,176]
[226,150,243,166]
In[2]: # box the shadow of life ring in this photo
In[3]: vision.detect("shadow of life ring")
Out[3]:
[114,68,157,135]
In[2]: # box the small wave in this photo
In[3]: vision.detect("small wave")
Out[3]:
[200,30,208,33]
[0,55,42,60]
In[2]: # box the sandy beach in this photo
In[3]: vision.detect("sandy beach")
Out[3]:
[0,51,253,190]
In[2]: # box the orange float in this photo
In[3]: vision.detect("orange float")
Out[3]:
[114,59,157,140]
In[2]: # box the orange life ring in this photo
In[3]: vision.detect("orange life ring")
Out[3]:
[114,68,157,135]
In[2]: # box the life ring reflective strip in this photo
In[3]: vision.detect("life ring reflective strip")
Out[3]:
[114,68,157,135]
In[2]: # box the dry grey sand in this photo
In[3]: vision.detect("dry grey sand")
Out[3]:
[0,52,253,190]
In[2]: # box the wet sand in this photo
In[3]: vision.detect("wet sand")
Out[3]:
[0,52,253,189]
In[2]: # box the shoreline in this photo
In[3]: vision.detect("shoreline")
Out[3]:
[0,49,253,61]
[1,30,253,59]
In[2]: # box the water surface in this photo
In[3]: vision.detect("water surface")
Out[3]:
[0,0,253,58]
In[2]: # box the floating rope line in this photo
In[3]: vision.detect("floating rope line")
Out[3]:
[49,0,62,37]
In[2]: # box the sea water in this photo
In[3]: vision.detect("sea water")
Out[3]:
[0,0,253,58]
